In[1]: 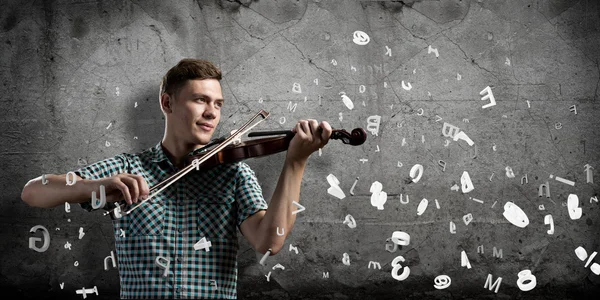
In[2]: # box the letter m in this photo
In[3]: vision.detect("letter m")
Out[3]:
[368,261,381,269]
[484,274,502,293]
[287,101,298,112]
[493,247,503,259]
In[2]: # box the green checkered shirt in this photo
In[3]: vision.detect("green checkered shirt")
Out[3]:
[74,141,268,299]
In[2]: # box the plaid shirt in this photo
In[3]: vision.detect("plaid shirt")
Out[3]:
[74,141,268,299]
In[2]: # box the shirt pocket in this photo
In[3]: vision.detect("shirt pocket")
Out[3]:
[127,198,166,236]
[196,192,236,239]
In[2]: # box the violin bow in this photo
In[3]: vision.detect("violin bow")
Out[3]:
[103,109,270,218]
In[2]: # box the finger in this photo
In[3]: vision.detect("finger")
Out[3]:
[295,121,308,140]
[128,175,143,202]
[320,121,333,142]
[113,180,133,205]
[297,120,306,131]
[121,175,140,203]
[307,119,319,136]
[300,120,312,141]
[134,174,150,199]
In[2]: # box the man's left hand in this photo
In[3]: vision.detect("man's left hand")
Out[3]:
[286,119,332,163]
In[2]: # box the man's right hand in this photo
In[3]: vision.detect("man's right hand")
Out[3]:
[93,173,150,205]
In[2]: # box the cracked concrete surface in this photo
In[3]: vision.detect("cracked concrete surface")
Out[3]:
[2,0,600,299]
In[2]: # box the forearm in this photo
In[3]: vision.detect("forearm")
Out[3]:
[21,174,93,209]
[258,158,306,251]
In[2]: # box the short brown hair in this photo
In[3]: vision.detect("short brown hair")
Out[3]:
[160,58,222,97]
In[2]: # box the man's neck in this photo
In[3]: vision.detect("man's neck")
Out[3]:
[161,139,203,170]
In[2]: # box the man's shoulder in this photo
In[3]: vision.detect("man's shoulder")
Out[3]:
[229,161,256,174]
[126,142,162,161]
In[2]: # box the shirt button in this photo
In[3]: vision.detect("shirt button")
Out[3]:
[178,228,184,233]
[176,288,180,293]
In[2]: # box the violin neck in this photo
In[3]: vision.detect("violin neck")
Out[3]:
[248,128,341,138]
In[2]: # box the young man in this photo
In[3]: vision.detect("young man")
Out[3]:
[21,58,332,299]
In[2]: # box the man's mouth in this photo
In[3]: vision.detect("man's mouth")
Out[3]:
[197,123,213,131]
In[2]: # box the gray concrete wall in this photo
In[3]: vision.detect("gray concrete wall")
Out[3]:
[2,0,600,299]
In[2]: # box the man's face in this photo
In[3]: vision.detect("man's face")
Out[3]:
[165,78,223,147]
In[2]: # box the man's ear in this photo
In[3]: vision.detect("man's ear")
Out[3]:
[160,93,172,113]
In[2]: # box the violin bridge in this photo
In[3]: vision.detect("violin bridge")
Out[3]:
[230,129,242,146]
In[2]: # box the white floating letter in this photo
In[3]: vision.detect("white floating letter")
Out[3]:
[461,171,474,193]
[503,202,529,228]
[391,256,410,281]
[29,225,50,253]
[410,164,424,183]
[155,256,170,277]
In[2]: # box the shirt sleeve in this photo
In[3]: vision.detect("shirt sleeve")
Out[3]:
[72,153,129,212]
[235,162,268,227]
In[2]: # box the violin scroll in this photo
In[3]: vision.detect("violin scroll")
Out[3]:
[331,128,367,146]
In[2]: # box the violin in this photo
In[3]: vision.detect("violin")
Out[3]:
[184,127,367,169]
[103,110,366,218]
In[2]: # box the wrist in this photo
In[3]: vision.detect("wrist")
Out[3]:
[77,179,95,203]
[284,157,307,169]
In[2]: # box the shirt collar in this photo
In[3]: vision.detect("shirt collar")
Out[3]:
[150,142,170,163]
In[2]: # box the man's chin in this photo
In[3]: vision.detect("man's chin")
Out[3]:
[193,134,213,146]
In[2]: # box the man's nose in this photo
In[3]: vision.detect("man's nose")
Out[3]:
[203,104,217,119]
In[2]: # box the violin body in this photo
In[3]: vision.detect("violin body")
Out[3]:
[186,135,293,169]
